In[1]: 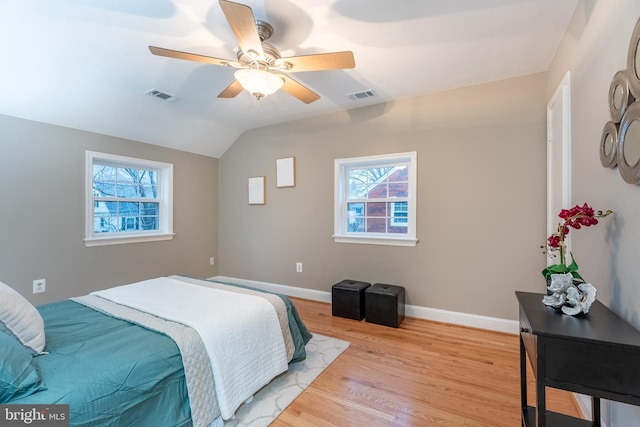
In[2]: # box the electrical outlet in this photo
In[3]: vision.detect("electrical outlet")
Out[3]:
[209,257,215,266]
[296,262,303,273]
[33,279,46,294]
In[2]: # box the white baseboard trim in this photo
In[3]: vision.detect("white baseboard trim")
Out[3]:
[212,275,333,303]
[406,304,519,334]
[211,276,519,334]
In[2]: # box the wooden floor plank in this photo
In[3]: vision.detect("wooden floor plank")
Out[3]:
[272,298,582,426]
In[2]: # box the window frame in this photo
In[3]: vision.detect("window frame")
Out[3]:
[84,151,174,247]
[333,152,417,247]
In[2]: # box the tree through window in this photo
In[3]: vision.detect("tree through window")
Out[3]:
[85,151,174,246]
[92,165,159,233]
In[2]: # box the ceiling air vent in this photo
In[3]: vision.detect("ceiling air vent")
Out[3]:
[347,89,376,100]
[145,88,180,103]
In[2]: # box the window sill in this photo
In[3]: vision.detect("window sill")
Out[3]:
[333,235,418,247]
[84,233,175,247]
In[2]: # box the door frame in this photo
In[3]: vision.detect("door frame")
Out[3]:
[546,71,572,260]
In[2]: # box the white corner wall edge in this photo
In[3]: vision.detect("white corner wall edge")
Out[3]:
[211,276,519,334]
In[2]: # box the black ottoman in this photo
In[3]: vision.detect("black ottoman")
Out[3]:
[332,280,371,320]
[365,283,405,328]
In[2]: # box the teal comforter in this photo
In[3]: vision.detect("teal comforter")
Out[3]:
[12,300,192,426]
[11,281,311,426]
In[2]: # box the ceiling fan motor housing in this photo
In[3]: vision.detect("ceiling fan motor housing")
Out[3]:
[255,20,273,41]
[237,41,281,68]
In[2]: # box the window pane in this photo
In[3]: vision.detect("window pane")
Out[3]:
[116,184,136,198]
[367,182,388,199]
[393,213,408,223]
[140,185,156,198]
[93,165,116,183]
[387,165,408,182]
[118,169,137,184]
[140,216,159,230]
[348,169,372,198]
[119,202,139,216]
[390,201,408,227]
[347,202,364,232]
[103,201,118,213]
[93,165,116,197]
[367,218,386,233]
[348,217,364,232]
[392,201,408,215]
[366,202,387,217]
[388,218,409,234]
[140,203,159,216]
[140,202,160,231]
[139,170,156,185]
[389,183,408,198]
[94,213,114,233]
[347,202,364,215]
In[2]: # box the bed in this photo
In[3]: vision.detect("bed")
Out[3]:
[0,275,312,427]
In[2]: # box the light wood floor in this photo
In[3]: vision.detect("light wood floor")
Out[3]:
[272,298,583,426]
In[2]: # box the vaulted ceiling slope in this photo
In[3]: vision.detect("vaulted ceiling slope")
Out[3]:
[0,0,579,158]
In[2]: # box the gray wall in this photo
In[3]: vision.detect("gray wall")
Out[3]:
[548,0,640,424]
[0,114,218,305]
[218,72,548,320]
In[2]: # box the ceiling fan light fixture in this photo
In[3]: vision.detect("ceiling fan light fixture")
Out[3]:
[234,68,284,100]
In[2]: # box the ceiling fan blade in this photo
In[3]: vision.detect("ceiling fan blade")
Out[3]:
[277,51,355,72]
[149,46,235,67]
[217,80,244,98]
[219,0,264,59]
[278,74,320,104]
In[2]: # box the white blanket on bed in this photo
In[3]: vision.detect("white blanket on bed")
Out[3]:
[92,276,288,420]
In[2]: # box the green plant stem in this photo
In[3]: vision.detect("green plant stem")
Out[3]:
[558,224,566,266]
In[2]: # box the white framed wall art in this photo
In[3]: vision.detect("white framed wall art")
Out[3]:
[276,157,296,188]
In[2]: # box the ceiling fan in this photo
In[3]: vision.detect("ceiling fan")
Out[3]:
[149,0,356,104]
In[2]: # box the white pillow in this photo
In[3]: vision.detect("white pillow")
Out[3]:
[0,281,46,354]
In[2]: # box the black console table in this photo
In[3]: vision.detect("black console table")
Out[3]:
[516,291,640,426]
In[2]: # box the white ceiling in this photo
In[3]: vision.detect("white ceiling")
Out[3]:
[0,0,579,158]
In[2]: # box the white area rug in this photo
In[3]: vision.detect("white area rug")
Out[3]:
[224,334,349,427]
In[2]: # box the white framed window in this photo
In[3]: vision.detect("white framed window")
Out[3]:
[334,152,417,246]
[85,151,174,247]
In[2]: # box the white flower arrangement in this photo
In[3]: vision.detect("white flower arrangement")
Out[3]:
[542,273,597,316]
